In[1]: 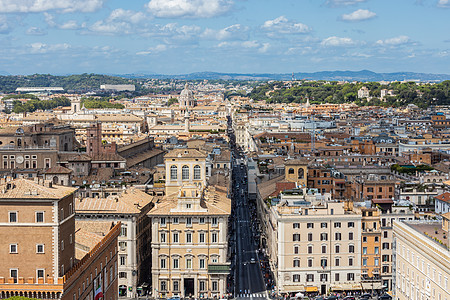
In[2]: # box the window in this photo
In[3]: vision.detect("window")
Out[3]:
[335,258,340,266]
[321,222,327,228]
[363,258,368,266]
[293,274,300,282]
[308,259,313,267]
[320,274,328,282]
[182,165,189,180]
[173,258,179,269]
[349,232,354,240]
[199,281,206,291]
[306,274,314,282]
[194,165,201,180]
[321,259,327,268]
[200,258,206,269]
[173,281,180,292]
[288,168,295,174]
[199,217,205,224]
[294,246,299,254]
[36,212,44,223]
[10,244,18,254]
[308,233,313,241]
[308,245,313,254]
[173,232,179,243]
[37,269,45,280]
[382,255,389,262]
[199,232,205,243]
[335,232,341,240]
[186,217,192,226]
[186,233,192,243]
[120,227,127,237]
[335,245,340,253]
[363,237,367,243]
[349,258,354,266]
[293,259,300,267]
[120,256,126,266]
[186,258,192,269]
[61,240,64,251]
[172,217,179,224]
[383,242,390,250]
[186,204,191,209]
[375,247,379,254]
[170,165,177,180]
[10,269,18,283]
[212,281,218,291]
[347,273,355,281]
[293,223,300,229]
[160,232,166,243]
[119,272,127,279]
[374,258,379,266]
[160,281,167,291]
[160,258,166,269]
[320,233,328,241]
[335,273,340,281]
[37,244,44,253]
[212,232,218,243]
[160,217,166,226]
[293,234,300,241]
[363,247,367,254]
[334,222,341,228]
[307,223,314,228]
[9,212,17,223]
[212,217,218,226]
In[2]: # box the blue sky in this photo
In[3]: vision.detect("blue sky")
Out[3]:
[0,0,449,75]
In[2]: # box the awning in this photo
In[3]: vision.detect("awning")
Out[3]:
[361,282,384,290]
[283,285,305,292]
[305,286,318,292]
[333,284,362,291]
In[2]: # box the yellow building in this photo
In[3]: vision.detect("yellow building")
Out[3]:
[285,159,309,188]
[361,208,382,291]
[148,149,231,298]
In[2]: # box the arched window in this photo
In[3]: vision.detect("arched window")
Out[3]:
[182,165,189,180]
[194,165,201,180]
[170,165,177,180]
[298,168,304,179]
[288,168,295,174]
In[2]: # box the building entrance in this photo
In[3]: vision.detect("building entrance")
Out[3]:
[184,278,195,297]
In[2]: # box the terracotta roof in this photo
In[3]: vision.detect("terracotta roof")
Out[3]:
[91,153,126,162]
[285,158,311,166]
[257,175,286,200]
[435,192,450,203]
[126,148,165,167]
[59,153,92,162]
[43,166,72,174]
[0,178,77,200]
[164,148,207,159]
[76,188,154,214]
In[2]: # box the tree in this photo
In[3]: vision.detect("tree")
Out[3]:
[167,98,178,106]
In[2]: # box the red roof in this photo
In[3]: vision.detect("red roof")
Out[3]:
[435,192,450,203]
[372,199,394,204]
[269,181,297,197]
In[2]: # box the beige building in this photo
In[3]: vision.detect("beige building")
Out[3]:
[148,149,231,298]
[393,216,450,300]
[262,188,362,296]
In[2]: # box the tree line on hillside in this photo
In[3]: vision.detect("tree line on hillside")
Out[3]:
[248,80,450,108]
[10,96,70,113]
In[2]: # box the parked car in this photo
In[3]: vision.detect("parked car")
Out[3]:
[378,294,392,300]
[250,257,256,264]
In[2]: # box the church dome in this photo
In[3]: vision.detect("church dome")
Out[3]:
[179,83,196,108]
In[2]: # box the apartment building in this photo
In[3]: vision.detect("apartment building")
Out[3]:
[360,208,382,291]
[0,178,77,298]
[393,216,450,300]
[265,189,362,296]
[148,149,231,298]
[75,187,154,298]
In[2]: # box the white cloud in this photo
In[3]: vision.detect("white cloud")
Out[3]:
[59,20,79,30]
[146,0,232,18]
[26,26,47,35]
[376,35,411,46]
[89,9,147,35]
[321,36,355,47]
[217,40,270,53]
[136,44,168,55]
[29,42,70,54]
[0,15,10,34]
[438,0,450,7]
[341,9,376,21]
[326,0,366,6]
[0,0,104,13]
[201,24,248,40]
[262,16,311,36]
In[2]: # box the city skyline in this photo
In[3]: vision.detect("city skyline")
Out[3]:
[0,0,449,75]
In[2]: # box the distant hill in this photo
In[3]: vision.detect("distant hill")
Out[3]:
[121,70,450,82]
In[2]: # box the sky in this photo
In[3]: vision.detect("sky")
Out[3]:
[0,0,449,75]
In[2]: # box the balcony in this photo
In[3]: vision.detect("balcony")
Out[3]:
[208,263,231,274]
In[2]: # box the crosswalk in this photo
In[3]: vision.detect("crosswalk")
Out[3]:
[236,293,266,298]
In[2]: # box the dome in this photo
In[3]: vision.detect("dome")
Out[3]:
[180,83,194,97]
[179,83,196,108]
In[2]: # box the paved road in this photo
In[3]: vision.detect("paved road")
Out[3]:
[233,162,266,300]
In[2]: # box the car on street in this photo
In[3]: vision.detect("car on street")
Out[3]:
[250,257,256,264]
[378,294,392,300]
